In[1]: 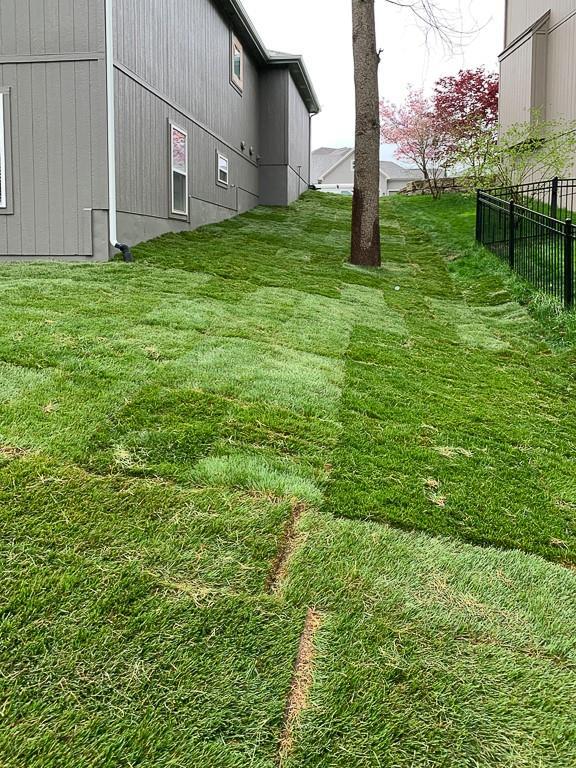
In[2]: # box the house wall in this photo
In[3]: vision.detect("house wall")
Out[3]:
[501,1,576,177]
[387,179,411,194]
[0,0,109,259]
[323,159,354,186]
[259,69,288,206]
[259,67,312,206]
[322,155,389,196]
[545,14,576,126]
[0,0,315,259]
[287,73,311,202]
[499,36,535,131]
[113,0,261,246]
[506,1,575,44]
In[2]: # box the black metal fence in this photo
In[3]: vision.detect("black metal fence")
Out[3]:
[476,179,576,308]
[480,177,576,219]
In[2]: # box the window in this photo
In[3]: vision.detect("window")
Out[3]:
[216,152,229,187]
[231,34,244,92]
[0,92,7,210]
[170,123,188,216]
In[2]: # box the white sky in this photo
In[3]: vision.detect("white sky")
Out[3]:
[241,0,505,160]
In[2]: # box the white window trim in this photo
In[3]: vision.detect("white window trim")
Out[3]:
[231,33,244,93]
[170,122,188,217]
[216,151,229,188]
[0,93,6,209]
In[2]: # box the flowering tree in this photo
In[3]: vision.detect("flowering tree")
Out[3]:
[434,68,499,187]
[380,70,499,195]
[380,88,450,197]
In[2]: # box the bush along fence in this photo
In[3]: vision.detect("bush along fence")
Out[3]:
[476,178,576,308]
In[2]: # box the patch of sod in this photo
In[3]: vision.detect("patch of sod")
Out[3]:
[324,202,576,564]
[0,456,306,766]
[2,589,302,767]
[388,193,576,344]
[1,191,576,765]
[284,512,576,768]
[0,456,293,594]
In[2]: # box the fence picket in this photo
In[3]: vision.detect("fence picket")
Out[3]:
[476,179,576,309]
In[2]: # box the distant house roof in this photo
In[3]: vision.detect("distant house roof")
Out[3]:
[214,0,320,114]
[379,161,424,180]
[311,147,354,182]
[311,148,423,183]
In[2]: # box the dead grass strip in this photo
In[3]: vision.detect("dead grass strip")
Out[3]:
[0,443,29,461]
[277,607,323,765]
[266,501,307,594]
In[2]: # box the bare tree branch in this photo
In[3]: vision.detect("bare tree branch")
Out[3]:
[382,0,481,53]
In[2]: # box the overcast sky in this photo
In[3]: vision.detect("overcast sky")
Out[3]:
[241,0,505,160]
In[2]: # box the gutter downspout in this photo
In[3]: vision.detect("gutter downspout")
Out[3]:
[105,0,133,262]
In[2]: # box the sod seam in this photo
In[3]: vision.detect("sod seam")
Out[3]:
[277,607,323,766]
[266,501,308,594]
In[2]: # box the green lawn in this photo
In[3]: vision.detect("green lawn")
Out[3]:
[1,193,575,767]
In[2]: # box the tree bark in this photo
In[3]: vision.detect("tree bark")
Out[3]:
[351,0,381,267]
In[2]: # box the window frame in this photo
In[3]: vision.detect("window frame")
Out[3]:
[169,121,189,218]
[216,151,229,188]
[230,33,244,93]
[0,88,13,215]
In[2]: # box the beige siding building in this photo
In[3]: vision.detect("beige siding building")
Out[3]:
[500,1,576,174]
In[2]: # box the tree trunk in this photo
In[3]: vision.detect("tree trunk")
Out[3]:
[351,0,381,267]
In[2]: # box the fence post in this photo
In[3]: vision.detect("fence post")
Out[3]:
[508,199,515,269]
[476,191,482,242]
[564,219,574,309]
[551,176,559,220]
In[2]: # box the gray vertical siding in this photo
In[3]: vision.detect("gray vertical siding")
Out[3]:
[114,69,258,221]
[258,68,312,207]
[0,0,104,56]
[113,0,261,239]
[0,0,108,258]
[547,15,576,126]
[543,11,576,176]
[287,73,311,203]
[0,0,315,258]
[499,38,534,132]
[114,0,259,153]
[259,69,289,206]
[259,69,288,166]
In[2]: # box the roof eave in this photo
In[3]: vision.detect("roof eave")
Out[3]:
[215,0,320,115]
[216,0,268,61]
[499,9,550,61]
[267,55,321,114]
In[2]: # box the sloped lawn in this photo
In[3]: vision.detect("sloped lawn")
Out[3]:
[0,193,575,767]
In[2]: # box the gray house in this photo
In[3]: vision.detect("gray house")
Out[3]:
[0,0,319,261]
[311,147,423,197]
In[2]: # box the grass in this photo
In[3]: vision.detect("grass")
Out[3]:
[0,192,575,766]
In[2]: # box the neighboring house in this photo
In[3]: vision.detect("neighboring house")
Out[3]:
[499,1,576,174]
[310,147,423,197]
[0,0,319,261]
